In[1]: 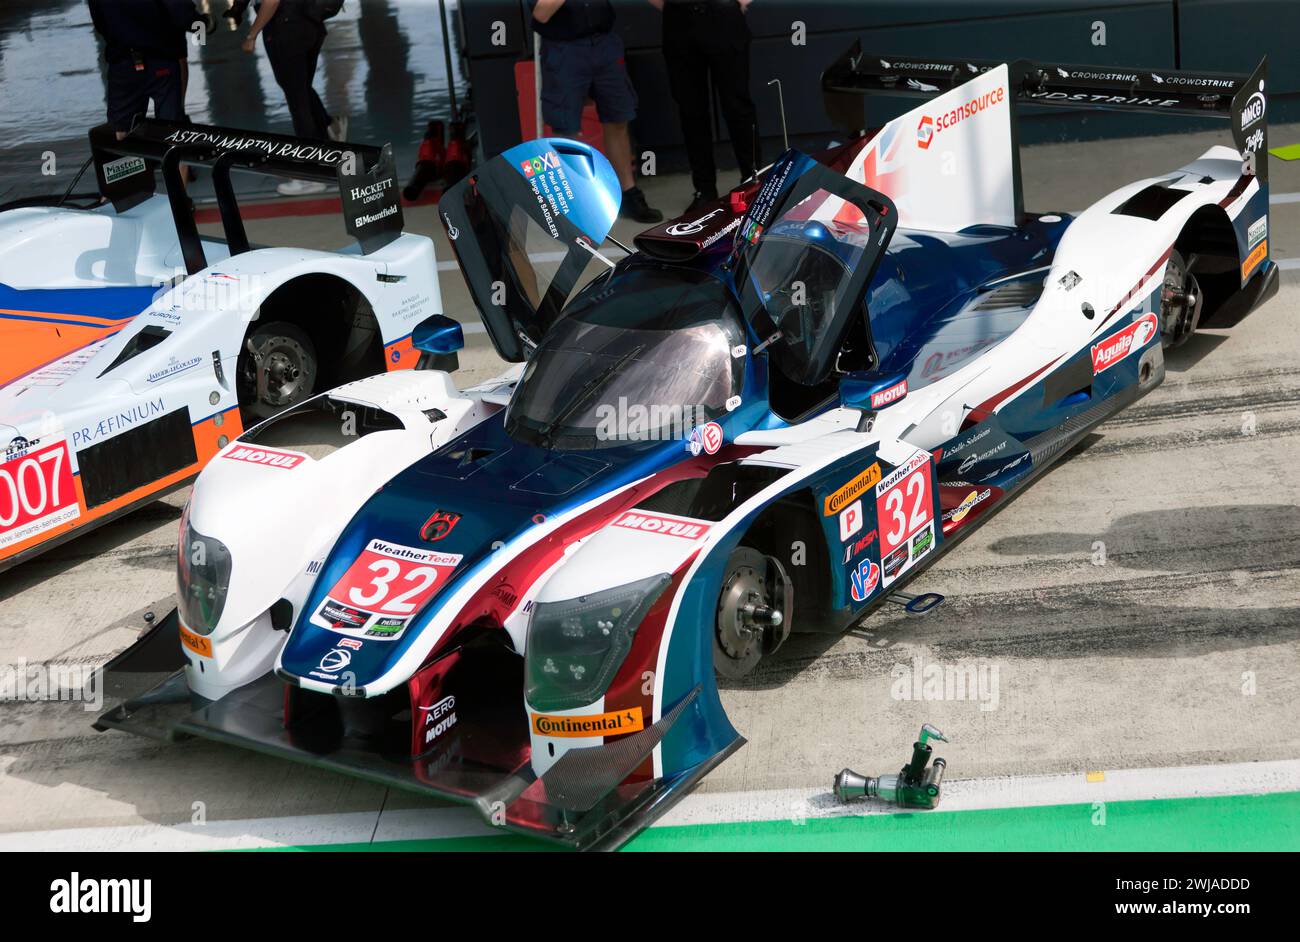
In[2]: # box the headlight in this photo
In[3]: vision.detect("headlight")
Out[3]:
[525,573,672,712]
[176,505,233,636]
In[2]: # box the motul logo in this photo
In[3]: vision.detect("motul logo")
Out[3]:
[612,511,709,540]
[222,446,306,470]
[1091,313,1159,374]
[871,379,908,409]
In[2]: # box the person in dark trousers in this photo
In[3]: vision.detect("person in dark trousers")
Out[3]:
[89,0,202,139]
[652,0,760,214]
[240,0,347,195]
[531,0,662,224]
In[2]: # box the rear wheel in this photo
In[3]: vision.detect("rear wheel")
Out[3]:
[713,546,793,679]
[237,321,319,421]
[1159,250,1203,349]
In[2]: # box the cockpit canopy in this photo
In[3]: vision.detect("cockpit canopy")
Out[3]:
[506,261,746,451]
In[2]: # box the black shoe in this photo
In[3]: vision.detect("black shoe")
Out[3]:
[620,186,663,224]
[684,189,718,215]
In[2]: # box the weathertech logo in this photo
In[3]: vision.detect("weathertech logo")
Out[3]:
[1091,313,1159,374]
[222,445,306,470]
[531,707,644,738]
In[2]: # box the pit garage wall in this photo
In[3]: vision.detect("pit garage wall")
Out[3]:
[455,0,1300,165]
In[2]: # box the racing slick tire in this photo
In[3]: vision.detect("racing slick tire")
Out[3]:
[237,321,320,421]
[713,546,794,680]
[1158,250,1203,350]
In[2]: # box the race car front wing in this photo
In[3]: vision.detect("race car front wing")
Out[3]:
[94,611,736,851]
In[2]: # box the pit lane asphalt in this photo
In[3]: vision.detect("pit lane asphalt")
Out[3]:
[0,127,1297,844]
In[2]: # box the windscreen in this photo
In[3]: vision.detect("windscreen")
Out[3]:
[730,151,896,386]
[506,263,745,451]
[439,139,622,363]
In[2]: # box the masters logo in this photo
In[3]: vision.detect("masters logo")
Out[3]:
[824,462,882,516]
[531,707,644,738]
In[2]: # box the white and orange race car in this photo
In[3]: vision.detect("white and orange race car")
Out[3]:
[0,121,443,570]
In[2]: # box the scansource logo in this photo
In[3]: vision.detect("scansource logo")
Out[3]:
[916,114,934,149]
[918,85,1007,148]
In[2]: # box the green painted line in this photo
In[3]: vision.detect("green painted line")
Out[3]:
[1268,143,1300,161]
[253,791,1300,852]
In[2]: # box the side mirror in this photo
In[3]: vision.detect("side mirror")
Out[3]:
[840,370,909,413]
[411,314,463,373]
[412,314,464,355]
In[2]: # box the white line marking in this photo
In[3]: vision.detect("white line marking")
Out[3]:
[1271,191,1300,205]
[1275,257,1300,270]
[0,759,1294,851]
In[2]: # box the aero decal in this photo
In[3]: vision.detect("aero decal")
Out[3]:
[1092,313,1159,374]
[531,707,644,738]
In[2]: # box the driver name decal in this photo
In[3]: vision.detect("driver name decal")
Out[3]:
[310,539,463,642]
[514,147,575,237]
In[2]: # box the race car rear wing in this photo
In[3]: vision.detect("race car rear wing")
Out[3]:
[823,43,1269,183]
[89,120,404,273]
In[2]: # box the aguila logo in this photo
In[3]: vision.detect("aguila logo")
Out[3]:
[421,509,462,542]
[1091,313,1159,374]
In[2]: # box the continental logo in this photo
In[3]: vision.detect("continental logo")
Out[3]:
[531,707,644,738]
[824,463,882,516]
[179,624,212,658]
[1242,239,1267,279]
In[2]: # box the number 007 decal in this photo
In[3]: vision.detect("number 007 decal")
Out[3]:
[0,440,81,550]
[874,450,936,589]
[309,539,463,642]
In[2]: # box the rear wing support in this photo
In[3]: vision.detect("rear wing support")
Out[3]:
[89,120,405,274]
[822,43,1269,183]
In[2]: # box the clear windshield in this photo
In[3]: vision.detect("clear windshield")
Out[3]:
[506,263,746,450]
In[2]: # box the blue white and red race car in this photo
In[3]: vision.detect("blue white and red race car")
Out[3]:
[98,48,1277,849]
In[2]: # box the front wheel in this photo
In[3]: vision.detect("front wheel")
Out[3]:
[237,321,319,421]
[713,546,793,679]
[1159,250,1203,349]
